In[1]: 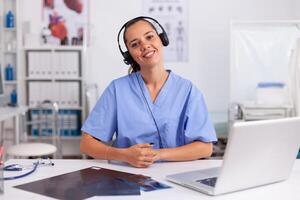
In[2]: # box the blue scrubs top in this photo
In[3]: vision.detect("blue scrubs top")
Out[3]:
[81,71,217,149]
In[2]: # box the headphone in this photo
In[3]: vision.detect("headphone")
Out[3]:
[117,16,169,65]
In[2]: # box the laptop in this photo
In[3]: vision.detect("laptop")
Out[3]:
[166,117,300,195]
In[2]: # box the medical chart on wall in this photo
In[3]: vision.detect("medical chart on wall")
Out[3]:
[41,0,88,46]
[143,0,188,62]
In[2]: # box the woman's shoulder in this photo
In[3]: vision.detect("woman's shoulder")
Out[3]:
[111,73,135,86]
[105,73,139,92]
[170,71,203,96]
[169,71,193,87]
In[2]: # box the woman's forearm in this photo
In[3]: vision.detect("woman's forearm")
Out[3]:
[80,132,159,168]
[80,132,127,161]
[158,141,213,161]
[80,133,213,165]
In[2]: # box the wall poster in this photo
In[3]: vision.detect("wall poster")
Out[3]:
[143,0,188,62]
[42,0,88,46]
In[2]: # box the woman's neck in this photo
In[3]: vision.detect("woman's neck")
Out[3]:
[140,66,168,88]
[140,66,169,102]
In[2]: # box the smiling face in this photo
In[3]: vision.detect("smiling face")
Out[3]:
[124,20,164,70]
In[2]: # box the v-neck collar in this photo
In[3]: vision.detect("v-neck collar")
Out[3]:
[136,70,172,107]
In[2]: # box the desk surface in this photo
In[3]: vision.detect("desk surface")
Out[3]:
[0,106,27,122]
[2,159,300,200]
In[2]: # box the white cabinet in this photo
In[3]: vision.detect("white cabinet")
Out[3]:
[0,0,86,156]
[25,47,85,156]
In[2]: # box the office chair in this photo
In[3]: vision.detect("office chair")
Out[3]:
[6,100,62,158]
[80,84,99,159]
[85,83,99,114]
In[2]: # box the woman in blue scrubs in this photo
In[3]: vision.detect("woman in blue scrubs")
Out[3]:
[80,17,217,168]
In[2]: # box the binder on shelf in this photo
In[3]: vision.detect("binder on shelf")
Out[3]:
[67,82,76,107]
[69,110,74,136]
[72,110,81,136]
[30,110,39,136]
[29,109,81,137]
[52,82,60,106]
[40,109,47,136]
[52,52,60,78]
[40,52,47,78]
[28,52,36,78]
[28,82,38,107]
[39,82,46,104]
[27,51,80,79]
[59,110,68,136]
[45,52,52,77]
[39,53,45,78]
[67,51,80,78]
[59,81,80,108]
[59,83,66,106]
[66,110,72,136]
[58,52,65,78]
[26,49,83,140]
[28,81,80,108]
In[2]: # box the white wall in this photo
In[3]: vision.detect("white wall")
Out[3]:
[20,0,300,112]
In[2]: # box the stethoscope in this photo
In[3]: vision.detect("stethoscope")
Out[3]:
[0,158,54,181]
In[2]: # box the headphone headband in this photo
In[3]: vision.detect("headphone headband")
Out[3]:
[117,16,169,66]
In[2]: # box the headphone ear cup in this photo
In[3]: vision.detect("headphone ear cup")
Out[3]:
[159,33,169,46]
[123,51,134,65]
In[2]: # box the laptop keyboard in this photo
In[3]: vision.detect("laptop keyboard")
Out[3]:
[196,177,218,187]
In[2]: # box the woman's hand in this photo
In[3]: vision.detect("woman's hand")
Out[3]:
[124,143,158,168]
[151,149,162,162]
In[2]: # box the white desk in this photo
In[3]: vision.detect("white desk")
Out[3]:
[0,106,28,144]
[1,159,300,200]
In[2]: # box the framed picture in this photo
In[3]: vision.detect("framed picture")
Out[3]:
[41,0,88,46]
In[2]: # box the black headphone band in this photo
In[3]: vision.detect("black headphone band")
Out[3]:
[117,16,169,65]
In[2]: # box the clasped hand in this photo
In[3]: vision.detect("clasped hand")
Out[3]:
[125,143,160,168]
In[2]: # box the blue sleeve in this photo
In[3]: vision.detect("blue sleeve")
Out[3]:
[81,82,117,142]
[184,85,217,143]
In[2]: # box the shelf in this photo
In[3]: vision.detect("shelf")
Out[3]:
[24,46,84,51]
[4,51,17,54]
[24,47,85,148]
[26,77,83,81]
[4,80,17,84]
[29,106,83,110]
[27,135,81,140]
[1,1,18,108]
[61,136,81,140]
[3,27,16,32]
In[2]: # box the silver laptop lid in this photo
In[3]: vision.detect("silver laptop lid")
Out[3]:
[215,117,300,195]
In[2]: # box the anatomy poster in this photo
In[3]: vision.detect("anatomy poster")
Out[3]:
[143,0,188,62]
[41,0,88,46]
